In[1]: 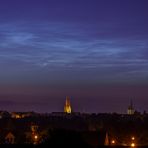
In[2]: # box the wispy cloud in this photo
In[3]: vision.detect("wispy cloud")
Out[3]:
[0,21,148,83]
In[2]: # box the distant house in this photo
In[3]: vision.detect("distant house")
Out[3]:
[5,132,15,144]
[0,129,27,144]
[0,118,27,144]
[0,111,11,118]
[11,112,33,119]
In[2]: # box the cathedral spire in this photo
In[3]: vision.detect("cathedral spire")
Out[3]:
[64,96,72,114]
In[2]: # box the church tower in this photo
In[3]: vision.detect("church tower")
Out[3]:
[127,100,135,115]
[64,96,72,114]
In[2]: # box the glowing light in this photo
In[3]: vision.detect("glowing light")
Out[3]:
[111,140,115,144]
[34,135,38,140]
[131,143,135,147]
[131,137,135,140]
[15,115,21,119]
[64,96,72,114]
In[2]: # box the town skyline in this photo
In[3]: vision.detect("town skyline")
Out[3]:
[0,96,145,115]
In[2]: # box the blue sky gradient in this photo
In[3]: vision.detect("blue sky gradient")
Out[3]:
[0,0,148,113]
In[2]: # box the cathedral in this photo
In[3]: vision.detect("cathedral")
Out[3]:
[64,96,72,114]
[127,100,135,115]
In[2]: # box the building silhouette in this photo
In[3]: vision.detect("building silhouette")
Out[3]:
[64,96,72,114]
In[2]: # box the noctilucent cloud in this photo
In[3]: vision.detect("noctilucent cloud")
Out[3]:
[0,0,148,113]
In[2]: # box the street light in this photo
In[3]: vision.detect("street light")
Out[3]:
[34,135,38,140]
[111,140,115,144]
[131,142,135,147]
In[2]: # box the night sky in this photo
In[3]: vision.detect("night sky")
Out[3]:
[0,0,148,113]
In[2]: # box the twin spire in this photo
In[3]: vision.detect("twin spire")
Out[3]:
[127,100,135,115]
[64,97,135,115]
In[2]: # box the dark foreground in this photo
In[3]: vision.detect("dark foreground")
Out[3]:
[0,145,147,148]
